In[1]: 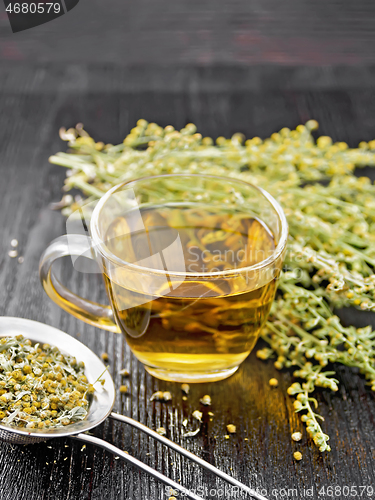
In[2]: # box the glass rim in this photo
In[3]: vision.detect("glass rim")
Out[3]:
[90,173,289,278]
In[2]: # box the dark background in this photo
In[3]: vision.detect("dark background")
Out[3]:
[1,0,375,65]
[1,2,375,500]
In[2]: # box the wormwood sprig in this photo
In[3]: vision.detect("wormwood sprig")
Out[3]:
[287,382,331,452]
[50,119,375,452]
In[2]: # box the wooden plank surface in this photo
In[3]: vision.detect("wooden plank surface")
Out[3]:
[2,1,375,65]
[0,65,375,500]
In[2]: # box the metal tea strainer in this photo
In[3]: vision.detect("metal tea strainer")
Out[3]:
[0,317,268,500]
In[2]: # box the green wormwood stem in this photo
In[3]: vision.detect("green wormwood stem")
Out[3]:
[50,119,375,453]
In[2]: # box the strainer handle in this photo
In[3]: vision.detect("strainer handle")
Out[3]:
[71,433,204,500]
[39,234,120,333]
[110,412,269,500]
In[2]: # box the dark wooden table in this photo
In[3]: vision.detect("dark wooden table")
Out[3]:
[2,0,375,65]
[0,64,375,500]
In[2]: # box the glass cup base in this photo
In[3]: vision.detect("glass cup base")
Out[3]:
[144,365,239,383]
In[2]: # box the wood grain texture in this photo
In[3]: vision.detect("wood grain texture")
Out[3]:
[0,65,374,500]
[2,0,375,65]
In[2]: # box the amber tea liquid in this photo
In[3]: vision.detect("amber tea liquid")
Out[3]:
[103,204,277,382]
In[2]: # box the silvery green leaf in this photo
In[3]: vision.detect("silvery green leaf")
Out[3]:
[68,406,87,421]
[3,409,19,424]
[14,391,30,402]
[0,338,19,353]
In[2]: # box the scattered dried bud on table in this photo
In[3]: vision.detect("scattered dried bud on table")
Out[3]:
[182,427,201,438]
[150,391,164,401]
[119,369,129,377]
[156,427,166,436]
[101,353,109,362]
[119,385,128,394]
[163,391,172,402]
[269,378,279,387]
[181,383,190,395]
[291,432,302,442]
[200,395,211,406]
[293,451,303,461]
[192,410,202,422]
[226,424,236,434]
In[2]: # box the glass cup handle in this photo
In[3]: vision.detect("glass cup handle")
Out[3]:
[39,234,120,333]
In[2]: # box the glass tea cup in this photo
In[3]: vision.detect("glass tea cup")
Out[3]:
[40,174,288,382]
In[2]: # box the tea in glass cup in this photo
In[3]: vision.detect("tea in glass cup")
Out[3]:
[40,174,288,382]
